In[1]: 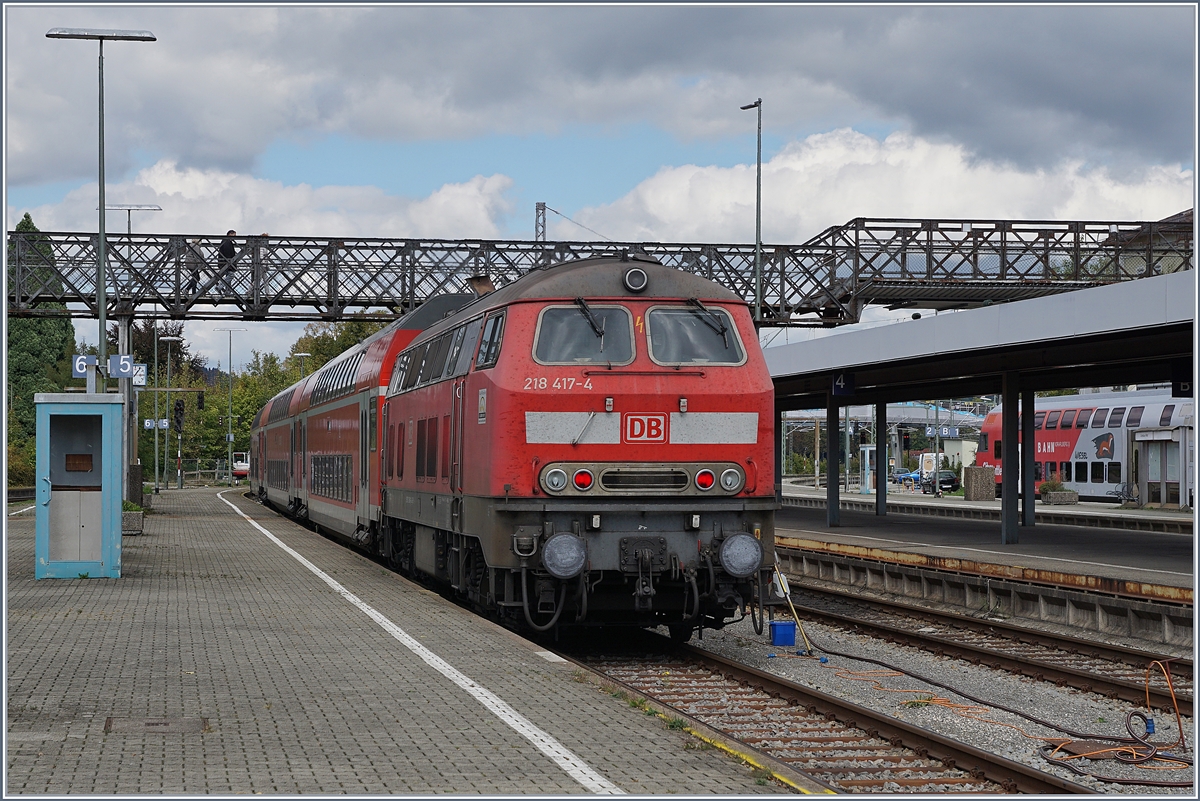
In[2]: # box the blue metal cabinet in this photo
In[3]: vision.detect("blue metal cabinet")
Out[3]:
[34,394,123,579]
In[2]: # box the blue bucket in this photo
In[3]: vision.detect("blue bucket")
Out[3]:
[769,620,796,647]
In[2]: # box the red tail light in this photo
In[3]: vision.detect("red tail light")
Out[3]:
[573,469,594,490]
[695,469,715,490]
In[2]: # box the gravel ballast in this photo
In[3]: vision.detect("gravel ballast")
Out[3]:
[687,615,1195,794]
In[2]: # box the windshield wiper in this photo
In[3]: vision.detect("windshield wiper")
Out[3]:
[686,298,729,349]
[574,297,605,351]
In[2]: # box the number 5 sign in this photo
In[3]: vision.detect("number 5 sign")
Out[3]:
[108,354,135,378]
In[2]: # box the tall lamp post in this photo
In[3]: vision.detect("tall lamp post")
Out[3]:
[740,97,763,325]
[158,335,182,490]
[294,352,312,378]
[215,328,246,484]
[46,27,155,374]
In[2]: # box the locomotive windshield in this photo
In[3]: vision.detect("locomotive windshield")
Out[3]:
[646,305,745,365]
[534,305,634,364]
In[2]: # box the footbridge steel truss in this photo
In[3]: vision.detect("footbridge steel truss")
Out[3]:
[7,215,1192,325]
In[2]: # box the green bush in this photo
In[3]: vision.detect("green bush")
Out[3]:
[1038,479,1065,494]
[122,499,143,512]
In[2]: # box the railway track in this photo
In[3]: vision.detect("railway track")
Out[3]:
[571,639,1097,794]
[785,585,1193,717]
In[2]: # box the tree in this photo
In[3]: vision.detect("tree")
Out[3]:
[289,314,390,374]
[7,214,76,486]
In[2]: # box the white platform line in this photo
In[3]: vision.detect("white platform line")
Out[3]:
[217,492,623,795]
[8,505,35,516]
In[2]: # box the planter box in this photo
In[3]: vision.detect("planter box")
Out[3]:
[122,511,144,535]
[1042,491,1079,505]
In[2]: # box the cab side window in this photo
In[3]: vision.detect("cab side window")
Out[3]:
[475,312,506,370]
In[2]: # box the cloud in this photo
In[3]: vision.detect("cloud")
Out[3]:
[6,5,1191,188]
[8,160,515,238]
[564,129,1194,244]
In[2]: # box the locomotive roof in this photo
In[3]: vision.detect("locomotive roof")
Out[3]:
[418,255,743,338]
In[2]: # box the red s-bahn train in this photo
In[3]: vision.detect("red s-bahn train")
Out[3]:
[974,388,1194,507]
[250,255,777,638]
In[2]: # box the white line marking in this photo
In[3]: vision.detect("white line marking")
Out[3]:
[216,492,623,795]
[8,505,35,516]
[779,527,1194,578]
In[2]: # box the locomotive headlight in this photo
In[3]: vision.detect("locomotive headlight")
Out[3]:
[542,534,587,579]
[573,469,594,490]
[544,468,568,492]
[720,468,742,492]
[695,469,716,491]
[718,533,763,579]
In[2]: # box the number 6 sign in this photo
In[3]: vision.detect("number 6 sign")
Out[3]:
[71,354,97,377]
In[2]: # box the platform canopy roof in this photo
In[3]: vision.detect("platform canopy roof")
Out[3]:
[766,269,1195,409]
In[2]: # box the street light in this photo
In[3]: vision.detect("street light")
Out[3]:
[294,352,312,378]
[158,334,182,490]
[102,203,163,236]
[215,328,246,484]
[740,98,763,325]
[46,27,155,373]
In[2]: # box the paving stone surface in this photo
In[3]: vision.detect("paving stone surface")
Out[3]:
[6,488,790,794]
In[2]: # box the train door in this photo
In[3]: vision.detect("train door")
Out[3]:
[299,416,307,506]
[359,400,369,524]
[289,422,296,500]
[450,376,467,530]
[1135,433,1183,506]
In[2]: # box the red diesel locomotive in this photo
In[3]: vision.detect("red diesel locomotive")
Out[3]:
[250,255,777,637]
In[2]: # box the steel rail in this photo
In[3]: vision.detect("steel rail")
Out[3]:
[571,643,1097,794]
[783,585,1193,717]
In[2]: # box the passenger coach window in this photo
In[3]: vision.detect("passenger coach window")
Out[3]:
[475,313,505,370]
[534,305,634,365]
[1075,461,1087,480]
[1107,462,1122,484]
[1060,462,1072,482]
[1126,406,1144,427]
[1091,462,1105,482]
[1060,410,1076,428]
[1108,408,1126,427]
[1045,411,1061,430]
[1159,405,1175,426]
[646,305,745,365]
[1075,409,1092,428]
[1033,412,1045,430]
[1091,409,1108,428]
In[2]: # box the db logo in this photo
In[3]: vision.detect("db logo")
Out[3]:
[623,413,667,443]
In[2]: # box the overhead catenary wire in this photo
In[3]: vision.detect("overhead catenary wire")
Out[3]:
[543,206,614,242]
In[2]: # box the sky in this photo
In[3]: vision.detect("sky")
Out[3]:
[4,3,1196,372]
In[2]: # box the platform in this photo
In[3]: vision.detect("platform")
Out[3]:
[773,485,1194,650]
[5,488,791,795]
[778,483,1194,593]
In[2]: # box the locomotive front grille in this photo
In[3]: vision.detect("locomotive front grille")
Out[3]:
[601,469,689,491]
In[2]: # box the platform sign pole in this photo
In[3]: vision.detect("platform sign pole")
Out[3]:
[1000,372,1020,544]
[875,401,888,516]
[826,392,840,527]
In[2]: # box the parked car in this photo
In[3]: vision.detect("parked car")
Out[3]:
[894,468,921,484]
[921,469,961,494]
